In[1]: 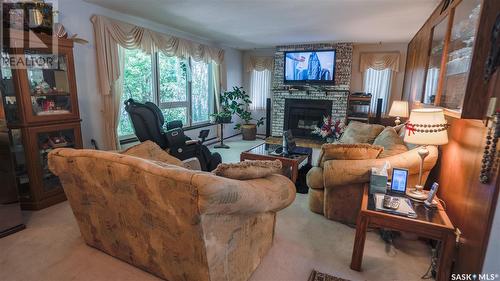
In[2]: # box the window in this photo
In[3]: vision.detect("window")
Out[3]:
[363,68,393,114]
[118,49,153,138]
[118,49,214,138]
[249,69,271,110]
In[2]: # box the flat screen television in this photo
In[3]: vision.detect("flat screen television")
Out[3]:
[284,50,336,84]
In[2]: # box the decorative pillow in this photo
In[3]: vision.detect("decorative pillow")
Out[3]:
[339,121,385,144]
[213,160,282,180]
[393,123,405,134]
[373,127,409,158]
[121,141,183,167]
[317,143,384,167]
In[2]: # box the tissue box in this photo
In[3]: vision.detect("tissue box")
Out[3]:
[370,167,388,194]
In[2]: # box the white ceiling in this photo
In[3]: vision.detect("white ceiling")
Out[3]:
[85,0,440,49]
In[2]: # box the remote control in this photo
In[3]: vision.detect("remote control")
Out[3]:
[383,195,400,210]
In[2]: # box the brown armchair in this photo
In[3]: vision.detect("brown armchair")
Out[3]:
[307,146,438,225]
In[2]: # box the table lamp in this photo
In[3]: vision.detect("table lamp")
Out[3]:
[404,108,448,200]
[388,101,409,125]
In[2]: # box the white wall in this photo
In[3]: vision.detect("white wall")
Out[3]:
[242,48,275,135]
[57,0,243,148]
[350,43,408,114]
[483,199,500,273]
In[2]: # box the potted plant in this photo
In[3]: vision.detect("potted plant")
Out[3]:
[210,89,233,124]
[211,110,232,124]
[215,86,264,140]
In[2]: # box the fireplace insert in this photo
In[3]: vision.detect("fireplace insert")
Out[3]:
[283,99,333,138]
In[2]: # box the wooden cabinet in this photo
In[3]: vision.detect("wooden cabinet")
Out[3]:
[0,32,82,210]
[347,94,372,123]
[403,0,497,119]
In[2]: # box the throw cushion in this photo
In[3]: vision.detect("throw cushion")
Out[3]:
[213,160,282,180]
[339,121,385,144]
[121,141,184,167]
[393,123,405,134]
[373,127,409,158]
[317,143,384,167]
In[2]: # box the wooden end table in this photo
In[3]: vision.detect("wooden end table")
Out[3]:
[350,184,456,281]
[240,143,312,183]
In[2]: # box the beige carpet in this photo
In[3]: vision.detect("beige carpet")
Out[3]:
[0,137,432,281]
[0,195,431,281]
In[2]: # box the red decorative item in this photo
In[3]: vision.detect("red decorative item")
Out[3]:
[405,122,416,136]
[313,116,346,141]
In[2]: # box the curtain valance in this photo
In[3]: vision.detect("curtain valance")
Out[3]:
[91,14,225,96]
[359,52,400,73]
[246,56,274,72]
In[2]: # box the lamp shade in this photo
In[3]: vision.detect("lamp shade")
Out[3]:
[388,100,409,117]
[404,108,448,145]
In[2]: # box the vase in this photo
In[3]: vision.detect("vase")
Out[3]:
[326,137,336,143]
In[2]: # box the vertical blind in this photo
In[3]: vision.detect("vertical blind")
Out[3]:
[249,69,271,110]
[363,68,393,114]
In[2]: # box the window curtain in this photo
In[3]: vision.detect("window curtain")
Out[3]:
[245,56,274,72]
[359,52,400,73]
[249,69,271,110]
[91,15,225,150]
[363,68,393,114]
[211,62,228,113]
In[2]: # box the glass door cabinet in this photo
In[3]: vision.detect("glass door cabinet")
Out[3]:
[422,0,483,117]
[0,32,82,210]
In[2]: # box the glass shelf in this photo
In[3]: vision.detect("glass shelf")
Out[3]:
[440,0,481,111]
[25,50,73,117]
[37,128,75,192]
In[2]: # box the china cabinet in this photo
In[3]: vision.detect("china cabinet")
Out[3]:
[0,32,82,210]
[404,0,494,119]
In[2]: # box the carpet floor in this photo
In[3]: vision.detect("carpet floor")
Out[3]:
[0,137,432,281]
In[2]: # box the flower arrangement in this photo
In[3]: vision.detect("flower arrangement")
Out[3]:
[312,116,346,142]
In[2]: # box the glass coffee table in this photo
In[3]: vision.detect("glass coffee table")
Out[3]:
[240,143,312,183]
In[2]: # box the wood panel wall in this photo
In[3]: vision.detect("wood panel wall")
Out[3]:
[402,0,500,274]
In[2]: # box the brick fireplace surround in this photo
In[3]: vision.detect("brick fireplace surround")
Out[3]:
[271,43,353,137]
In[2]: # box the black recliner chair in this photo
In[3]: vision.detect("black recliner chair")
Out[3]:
[124,99,222,171]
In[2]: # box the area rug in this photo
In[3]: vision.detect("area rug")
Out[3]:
[308,269,350,281]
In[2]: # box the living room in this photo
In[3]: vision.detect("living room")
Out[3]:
[0,0,499,280]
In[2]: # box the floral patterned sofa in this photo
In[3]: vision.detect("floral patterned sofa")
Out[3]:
[48,143,295,281]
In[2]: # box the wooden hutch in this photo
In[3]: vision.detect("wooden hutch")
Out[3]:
[403,0,496,119]
[0,31,82,210]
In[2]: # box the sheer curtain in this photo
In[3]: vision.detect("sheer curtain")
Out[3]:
[363,68,393,114]
[249,69,271,110]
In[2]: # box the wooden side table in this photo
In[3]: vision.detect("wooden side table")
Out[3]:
[350,184,456,281]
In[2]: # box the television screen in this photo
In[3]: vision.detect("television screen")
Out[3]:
[284,50,336,84]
